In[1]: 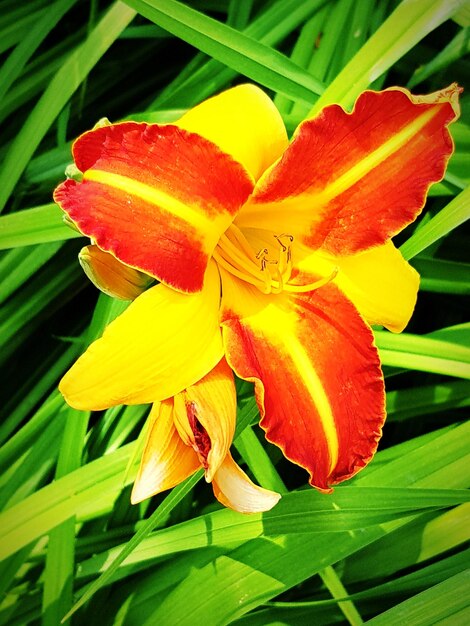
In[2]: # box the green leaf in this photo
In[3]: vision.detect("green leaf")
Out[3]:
[386,380,470,422]
[0,241,63,303]
[375,330,470,379]
[76,487,470,580]
[234,426,286,493]
[141,422,470,625]
[309,0,469,113]
[123,0,324,104]
[408,27,470,88]
[63,471,203,621]
[0,443,135,559]
[366,570,470,625]
[344,504,470,583]
[400,186,470,260]
[0,204,83,250]
[150,0,328,110]
[0,0,77,103]
[0,392,65,470]
[411,257,470,295]
[0,2,136,213]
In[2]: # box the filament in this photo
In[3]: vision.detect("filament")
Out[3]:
[215,224,337,295]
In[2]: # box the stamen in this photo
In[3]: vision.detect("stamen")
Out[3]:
[274,233,293,276]
[273,233,294,252]
[284,267,339,293]
[215,224,338,296]
[213,251,268,290]
[256,248,269,270]
[270,266,285,294]
[219,233,255,270]
[216,226,270,291]
[226,225,258,259]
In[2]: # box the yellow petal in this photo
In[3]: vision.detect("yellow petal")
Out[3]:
[296,242,419,333]
[173,359,236,481]
[212,452,281,513]
[131,400,200,503]
[333,242,420,333]
[59,261,223,410]
[176,84,288,181]
[79,245,152,300]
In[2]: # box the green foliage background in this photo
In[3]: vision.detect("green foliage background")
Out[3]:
[0,0,469,624]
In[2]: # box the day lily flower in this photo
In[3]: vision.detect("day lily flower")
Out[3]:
[54,83,460,513]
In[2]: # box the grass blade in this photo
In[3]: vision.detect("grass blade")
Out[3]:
[0,2,136,213]
[400,186,470,260]
[63,471,203,621]
[0,205,83,249]
[309,0,468,114]
[124,0,324,105]
[0,0,77,103]
[366,570,470,625]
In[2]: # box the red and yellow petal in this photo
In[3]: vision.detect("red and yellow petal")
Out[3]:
[173,358,237,481]
[212,452,281,513]
[294,241,420,333]
[177,84,289,181]
[59,261,223,411]
[220,270,385,491]
[54,122,254,293]
[78,244,153,300]
[131,399,200,503]
[238,85,460,255]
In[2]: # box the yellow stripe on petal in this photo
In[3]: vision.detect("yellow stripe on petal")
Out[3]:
[223,284,340,475]
[281,333,339,474]
[241,86,460,257]
[59,261,223,411]
[252,307,339,476]
[84,169,217,241]
[177,84,288,181]
[131,400,200,503]
[220,270,385,491]
[242,106,442,230]
[311,107,440,207]
[55,122,253,293]
[212,452,281,513]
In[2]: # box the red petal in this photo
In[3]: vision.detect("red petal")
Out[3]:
[240,85,460,256]
[54,122,253,293]
[220,271,385,491]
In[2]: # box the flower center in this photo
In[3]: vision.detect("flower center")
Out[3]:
[213,224,337,295]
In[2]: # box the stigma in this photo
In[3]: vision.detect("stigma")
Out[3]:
[214,224,337,295]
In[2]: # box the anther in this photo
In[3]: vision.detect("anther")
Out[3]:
[273,233,294,278]
[273,233,294,252]
[256,248,270,272]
